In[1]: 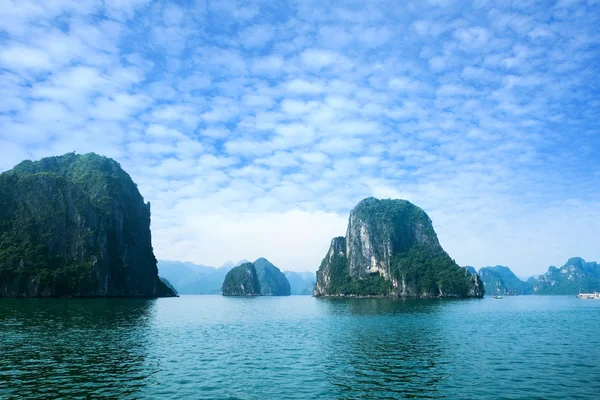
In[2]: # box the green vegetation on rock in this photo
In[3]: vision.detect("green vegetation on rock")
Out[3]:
[222,262,262,296]
[315,198,484,298]
[477,268,507,296]
[478,266,532,296]
[253,258,291,296]
[532,257,600,294]
[0,153,175,298]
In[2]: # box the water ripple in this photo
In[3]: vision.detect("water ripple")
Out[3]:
[0,296,599,399]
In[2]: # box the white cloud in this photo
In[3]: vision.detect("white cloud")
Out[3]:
[301,49,346,70]
[284,79,325,94]
[0,45,53,71]
[389,77,425,92]
[412,20,445,37]
[240,24,275,48]
[154,209,348,271]
[0,0,598,275]
[251,55,285,75]
[453,26,490,48]
[104,0,151,21]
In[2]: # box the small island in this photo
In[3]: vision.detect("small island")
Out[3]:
[222,262,262,296]
[253,258,291,296]
[314,197,484,298]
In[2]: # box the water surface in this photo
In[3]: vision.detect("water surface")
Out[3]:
[1,296,599,399]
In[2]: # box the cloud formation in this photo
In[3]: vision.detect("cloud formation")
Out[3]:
[1,0,599,274]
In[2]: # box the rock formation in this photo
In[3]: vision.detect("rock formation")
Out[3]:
[478,266,532,296]
[222,262,262,296]
[159,277,178,296]
[158,260,243,294]
[253,258,291,296]
[314,197,484,298]
[531,257,600,294]
[0,153,175,297]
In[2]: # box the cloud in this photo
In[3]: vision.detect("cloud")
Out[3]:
[240,24,275,48]
[453,26,490,48]
[284,78,325,94]
[251,55,285,75]
[301,49,347,70]
[0,0,599,275]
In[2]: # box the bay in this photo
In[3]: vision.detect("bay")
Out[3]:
[1,296,599,399]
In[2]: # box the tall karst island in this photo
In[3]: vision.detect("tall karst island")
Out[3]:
[0,153,176,298]
[314,197,484,298]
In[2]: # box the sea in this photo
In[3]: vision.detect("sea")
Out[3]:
[1,295,599,399]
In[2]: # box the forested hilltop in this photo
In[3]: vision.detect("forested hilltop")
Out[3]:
[471,258,600,296]
[477,266,533,295]
[531,258,600,294]
[314,197,484,298]
[222,262,262,296]
[253,258,290,296]
[0,153,175,298]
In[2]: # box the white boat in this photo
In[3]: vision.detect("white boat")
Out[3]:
[492,295,503,299]
[577,292,600,299]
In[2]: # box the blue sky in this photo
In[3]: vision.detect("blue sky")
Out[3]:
[1,0,599,275]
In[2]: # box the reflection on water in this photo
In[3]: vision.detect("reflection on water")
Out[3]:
[320,297,447,315]
[0,299,156,398]
[317,298,447,399]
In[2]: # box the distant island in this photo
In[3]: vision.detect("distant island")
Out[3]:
[284,271,316,295]
[314,197,484,298]
[477,266,533,295]
[253,258,291,296]
[222,262,262,296]
[0,153,175,298]
[158,260,244,294]
[160,258,297,296]
[472,258,600,296]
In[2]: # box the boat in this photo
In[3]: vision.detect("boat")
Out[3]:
[492,295,503,299]
[577,292,600,299]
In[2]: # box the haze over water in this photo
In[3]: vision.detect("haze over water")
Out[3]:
[1,296,599,399]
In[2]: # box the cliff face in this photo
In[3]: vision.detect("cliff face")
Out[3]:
[532,257,600,294]
[315,237,347,296]
[253,258,291,296]
[478,268,508,296]
[314,197,484,298]
[479,266,532,296]
[222,262,262,296]
[0,153,175,298]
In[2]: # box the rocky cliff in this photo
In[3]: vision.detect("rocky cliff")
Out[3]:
[0,153,175,298]
[465,266,477,275]
[478,266,532,296]
[159,277,178,295]
[222,262,262,296]
[253,258,291,296]
[478,268,508,295]
[314,197,484,298]
[531,257,600,294]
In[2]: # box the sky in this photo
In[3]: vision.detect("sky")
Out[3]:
[0,0,599,276]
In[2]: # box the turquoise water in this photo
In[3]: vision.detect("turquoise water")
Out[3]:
[1,296,599,399]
